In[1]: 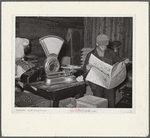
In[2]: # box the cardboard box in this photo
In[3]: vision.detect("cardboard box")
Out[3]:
[59,97,76,108]
[66,104,76,108]
[76,95,108,108]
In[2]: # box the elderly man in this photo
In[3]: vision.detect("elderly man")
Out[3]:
[83,34,122,108]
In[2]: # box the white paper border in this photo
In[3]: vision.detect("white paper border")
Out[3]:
[2,2,149,137]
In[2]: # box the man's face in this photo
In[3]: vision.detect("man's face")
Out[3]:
[97,43,107,52]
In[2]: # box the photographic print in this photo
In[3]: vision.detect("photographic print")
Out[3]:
[15,16,133,109]
[2,2,148,137]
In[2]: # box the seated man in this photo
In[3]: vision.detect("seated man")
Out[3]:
[83,34,129,108]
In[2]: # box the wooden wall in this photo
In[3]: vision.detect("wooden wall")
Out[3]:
[16,17,84,58]
[84,17,133,60]
[16,17,132,61]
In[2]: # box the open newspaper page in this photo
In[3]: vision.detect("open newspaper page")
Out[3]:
[86,54,113,89]
[85,54,126,89]
[109,61,126,89]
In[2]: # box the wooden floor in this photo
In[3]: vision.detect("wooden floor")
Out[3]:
[15,83,132,108]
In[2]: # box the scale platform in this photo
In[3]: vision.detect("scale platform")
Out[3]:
[45,74,76,86]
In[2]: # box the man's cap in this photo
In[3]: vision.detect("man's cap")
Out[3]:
[96,34,109,46]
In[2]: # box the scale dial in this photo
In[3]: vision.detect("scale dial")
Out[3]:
[43,53,60,75]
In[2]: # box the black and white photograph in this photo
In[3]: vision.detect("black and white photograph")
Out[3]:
[15,16,133,108]
[2,2,149,137]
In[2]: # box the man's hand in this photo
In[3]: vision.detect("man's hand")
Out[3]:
[86,64,93,71]
[124,58,130,64]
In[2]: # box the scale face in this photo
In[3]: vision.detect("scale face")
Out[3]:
[39,35,64,57]
[39,35,64,76]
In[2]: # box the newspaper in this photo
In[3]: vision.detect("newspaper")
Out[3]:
[86,54,126,89]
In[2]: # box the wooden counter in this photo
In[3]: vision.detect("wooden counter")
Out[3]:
[24,81,86,107]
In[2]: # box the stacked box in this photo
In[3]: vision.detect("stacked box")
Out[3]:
[81,48,94,66]
[76,95,108,108]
